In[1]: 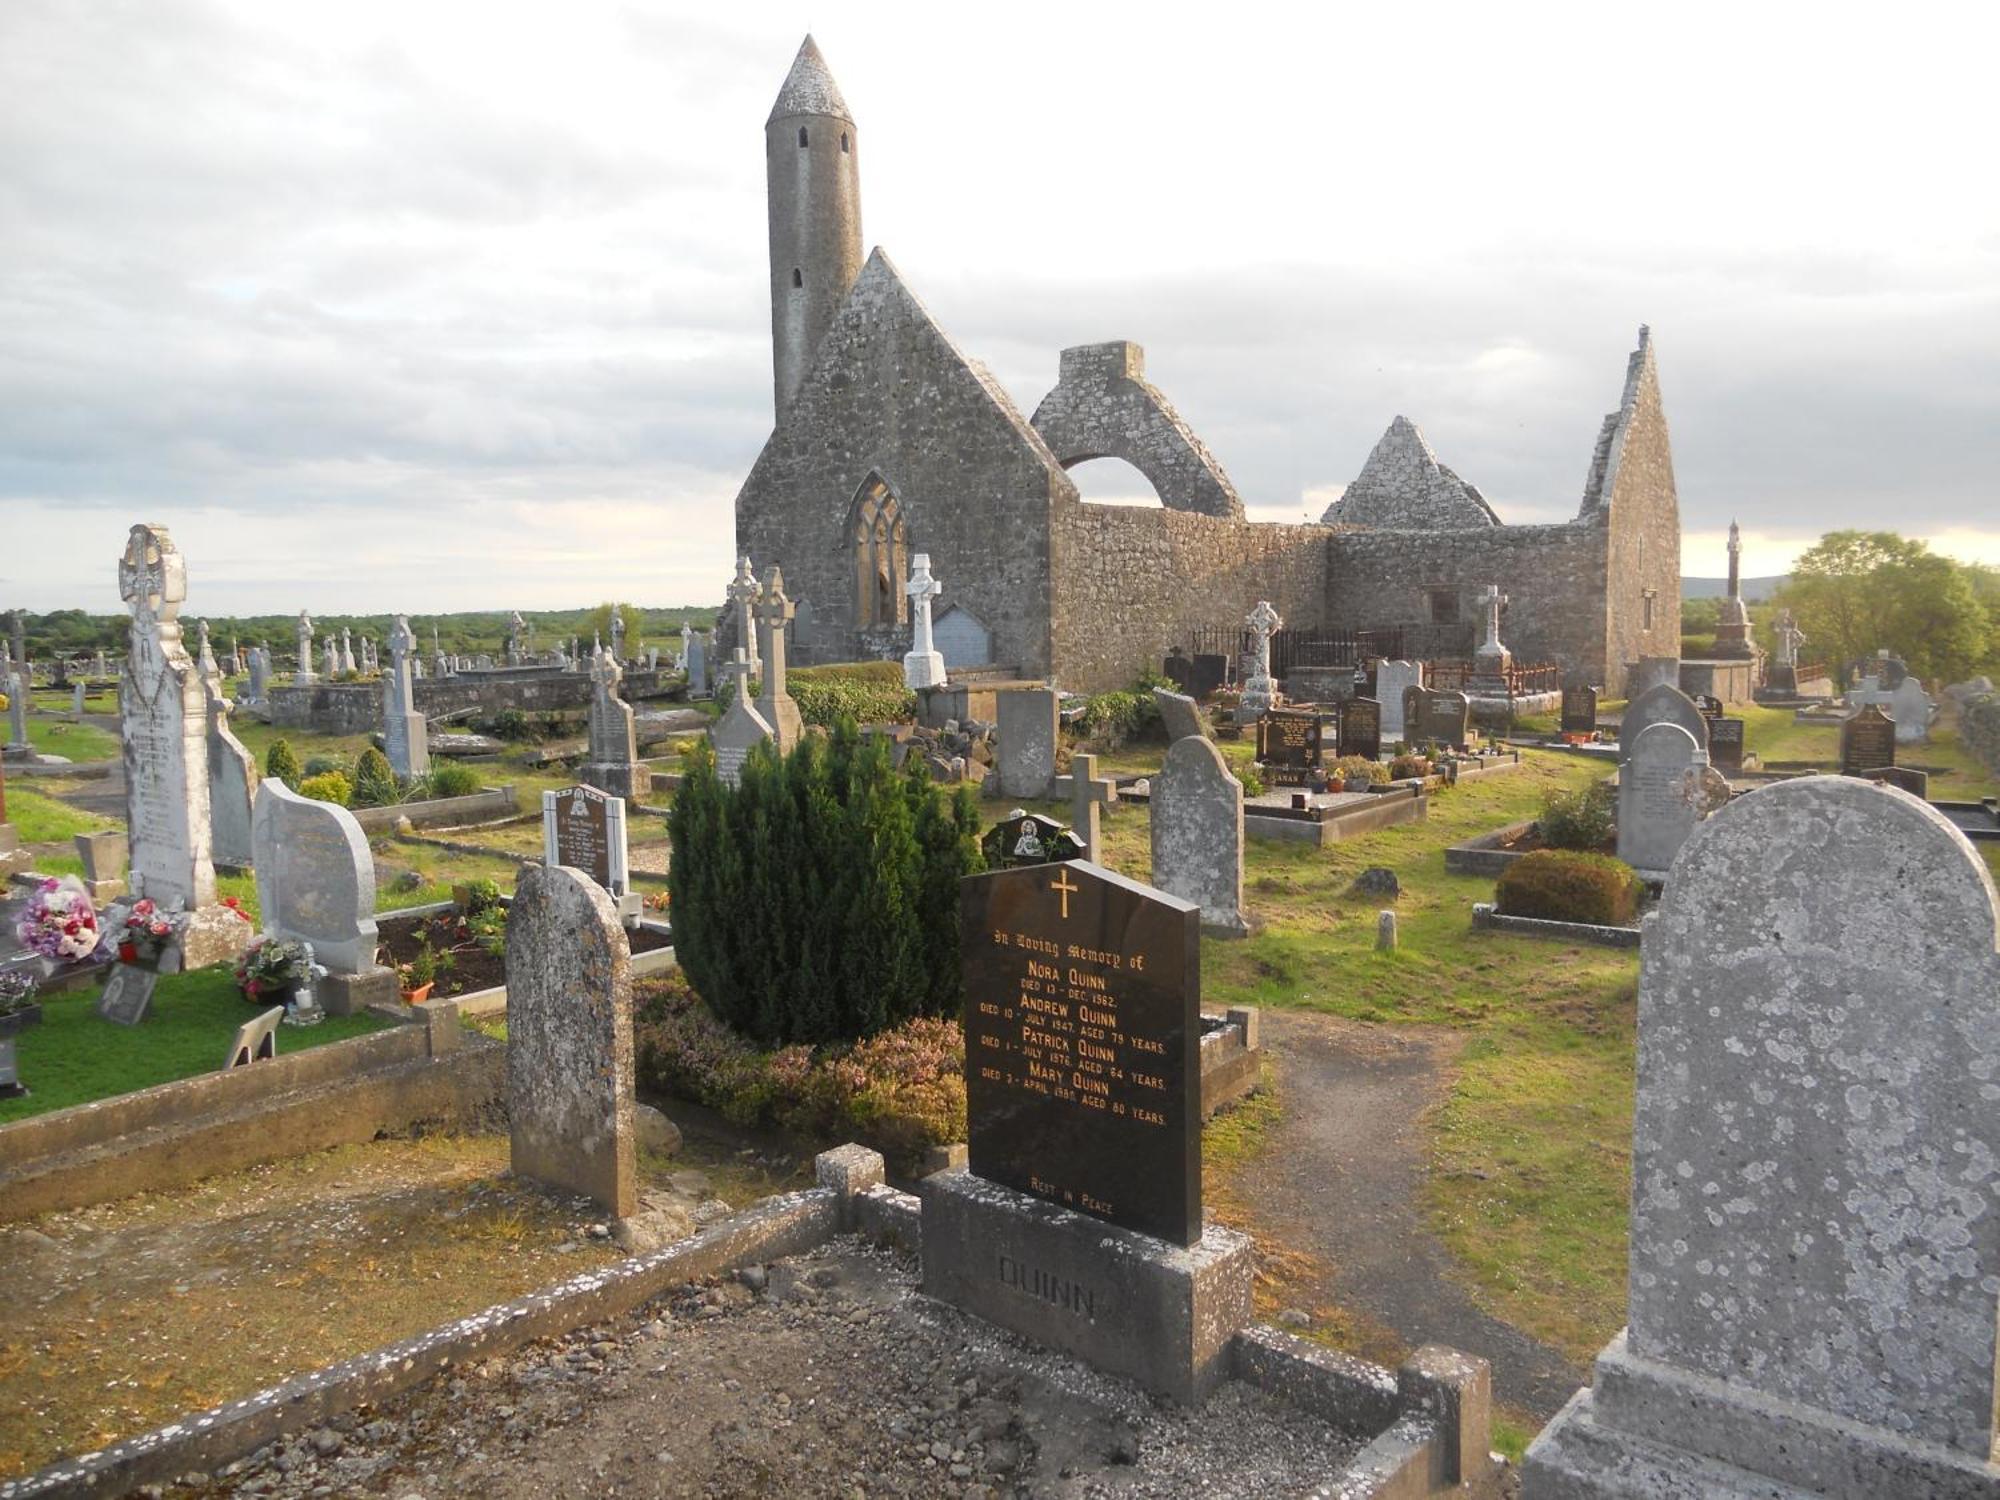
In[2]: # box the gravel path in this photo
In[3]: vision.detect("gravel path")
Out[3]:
[1238,1010,1583,1421]
[189,1240,1369,1500]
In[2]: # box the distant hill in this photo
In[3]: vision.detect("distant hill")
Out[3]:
[1683,576,1786,603]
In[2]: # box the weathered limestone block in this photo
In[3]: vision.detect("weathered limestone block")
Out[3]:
[1150,735,1247,936]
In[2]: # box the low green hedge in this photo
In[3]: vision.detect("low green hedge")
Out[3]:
[632,971,964,1169]
[1496,849,1643,927]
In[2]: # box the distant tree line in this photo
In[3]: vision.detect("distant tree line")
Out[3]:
[1772,531,2000,683]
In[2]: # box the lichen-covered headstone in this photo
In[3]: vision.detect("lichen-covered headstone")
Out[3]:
[578,644,650,801]
[1151,687,1208,744]
[1526,777,2000,1496]
[506,863,636,1219]
[1150,734,1247,936]
[995,687,1057,800]
[195,619,257,869]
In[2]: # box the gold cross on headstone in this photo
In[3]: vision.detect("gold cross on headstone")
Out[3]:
[1049,868,1079,920]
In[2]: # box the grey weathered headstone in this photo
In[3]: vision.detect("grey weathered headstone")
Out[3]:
[506,862,636,1219]
[1238,599,1283,719]
[1526,777,2000,1497]
[995,687,1058,801]
[1152,687,1209,744]
[1376,661,1424,742]
[1888,673,1932,744]
[1618,680,1709,758]
[1068,751,1117,864]
[75,830,128,903]
[578,645,651,802]
[3,670,28,757]
[1375,910,1398,951]
[711,651,775,790]
[1615,721,1721,874]
[196,619,257,869]
[115,525,246,970]
[751,567,803,751]
[381,615,430,778]
[251,779,391,1012]
[1150,734,1247,936]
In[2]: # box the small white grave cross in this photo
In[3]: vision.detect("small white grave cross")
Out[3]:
[1069,752,1118,864]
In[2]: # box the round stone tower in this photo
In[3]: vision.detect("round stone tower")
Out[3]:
[766,35,862,420]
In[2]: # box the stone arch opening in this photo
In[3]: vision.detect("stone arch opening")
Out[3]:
[848,474,909,629]
[1063,456,1166,508]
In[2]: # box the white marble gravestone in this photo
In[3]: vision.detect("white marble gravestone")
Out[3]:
[1376,661,1424,742]
[902,553,947,691]
[1526,777,2000,1497]
[381,614,430,778]
[994,688,1058,801]
[251,778,394,1013]
[506,862,637,1218]
[1150,734,1248,936]
[115,525,247,970]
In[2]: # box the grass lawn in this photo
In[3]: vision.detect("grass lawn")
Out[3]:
[1039,747,1640,1364]
[0,966,389,1125]
[3,785,116,844]
[21,718,119,762]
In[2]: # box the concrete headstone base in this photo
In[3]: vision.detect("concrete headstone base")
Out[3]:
[176,903,252,971]
[918,1170,1253,1405]
[318,963,399,1018]
[1524,1332,2000,1498]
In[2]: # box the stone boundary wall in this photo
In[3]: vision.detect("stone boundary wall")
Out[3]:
[350,784,519,833]
[1961,693,2000,778]
[1049,504,1331,693]
[1327,521,1612,695]
[267,670,683,736]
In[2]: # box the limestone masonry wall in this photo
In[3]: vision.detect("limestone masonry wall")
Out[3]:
[1326,522,1610,686]
[267,671,678,735]
[1049,504,1331,693]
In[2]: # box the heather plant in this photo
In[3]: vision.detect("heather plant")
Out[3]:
[669,718,983,1046]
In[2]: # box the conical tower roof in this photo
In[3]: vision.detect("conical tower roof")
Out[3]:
[768,35,852,123]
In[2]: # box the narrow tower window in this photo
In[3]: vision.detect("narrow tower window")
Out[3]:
[797,126,808,148]
[840,132,850,153]
[791,268,803,288]
[849,476,909,628]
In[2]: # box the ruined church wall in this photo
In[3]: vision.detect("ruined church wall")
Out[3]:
[1599,378,1682,698]
[1048,503,1332,693]
[1326,522,1611,685]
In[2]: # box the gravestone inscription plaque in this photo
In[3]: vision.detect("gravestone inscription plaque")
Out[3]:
[96,964,157,1026]
[1560,685,1599,735]
[1840,703,1897,775]
[542,783,628,899]
[1336,696,1381,760]
[960,860,1200,1246]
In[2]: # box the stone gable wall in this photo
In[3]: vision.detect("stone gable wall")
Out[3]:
[1325,521,1611,686]
[1598,355,1683,696]
[1048,504,1332,693]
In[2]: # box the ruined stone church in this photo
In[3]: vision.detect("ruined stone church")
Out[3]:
[731,37,1681,696]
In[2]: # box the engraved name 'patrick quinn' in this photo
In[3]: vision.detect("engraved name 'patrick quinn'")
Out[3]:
[997,1254,1097,1321]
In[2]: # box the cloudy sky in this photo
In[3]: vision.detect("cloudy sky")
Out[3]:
[3,0,1996,614]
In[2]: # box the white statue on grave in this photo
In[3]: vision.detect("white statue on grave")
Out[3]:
[902,553,947,691]
[1240,599,1283,717]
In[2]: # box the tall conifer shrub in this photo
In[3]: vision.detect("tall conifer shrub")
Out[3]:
[668,722,984,1046]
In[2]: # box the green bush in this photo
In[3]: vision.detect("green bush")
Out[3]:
[490,708,532,741]
[459,876,504,915]
[302,755,345,779]
[297,770,353,807]
[351,747,399,807]
[264,738,302,788]
[633,971,964,1169]
[426,762,482,798]
[669,720,984,1046]
[1330,755,1389,785]
[788,676,916,727]
[1496,850,1643,927]
[1075,688,1163,748]
[1538,781,1616,852]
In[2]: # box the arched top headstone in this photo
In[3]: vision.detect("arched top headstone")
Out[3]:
[1619,680,1707,757]
[1631,776,2000,1455]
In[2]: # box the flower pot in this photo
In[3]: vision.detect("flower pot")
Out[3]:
[0,1005,44,1040]
[117,942,138,963]
[401,982,434,1005]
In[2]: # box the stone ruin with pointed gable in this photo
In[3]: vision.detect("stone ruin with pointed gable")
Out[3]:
[725,36,1681,697]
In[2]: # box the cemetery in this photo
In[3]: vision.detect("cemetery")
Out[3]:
[2,25,2000,1500]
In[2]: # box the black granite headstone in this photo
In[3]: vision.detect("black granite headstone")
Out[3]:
[1189,654,1228,700]
[1405,687,1470,751]
[95,964,156,1027]
[1337,696,1382,760]
[1560,686,1599,735]
[1840,704,1897,776]
[960,860,1200,1246]
[1162,648,1193,693]
[1707,717,1745,770]
[981,810,1083,870]
[1255,711,1324,785]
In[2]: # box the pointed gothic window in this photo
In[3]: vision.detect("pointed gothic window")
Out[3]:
[849,476,909,628]
[798,126,809,148]
[792,267,803,288]
[841,131,850,152]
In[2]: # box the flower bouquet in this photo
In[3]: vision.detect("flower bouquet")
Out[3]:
[15,877,100,964]
[113,897,182,965]
[235,936,316,1007]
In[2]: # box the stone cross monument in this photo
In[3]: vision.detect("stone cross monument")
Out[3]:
[902,553,947,690]
[115,524,248,969]
[610,606,626,664]
[338,627,356,675]
[382,614,430,778]
[323,637,338,678]
[1712,519,1757,659]
[727,556,762,676]
[578,644,651,801]
[1471,583,1512,689]
[295,609,316,684]
[1238,599,1283,719]
[506,611,526,666]
[752,567,803,752]
[1773,608,1805,668]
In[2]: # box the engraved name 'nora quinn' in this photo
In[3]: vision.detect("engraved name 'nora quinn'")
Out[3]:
[997,1254,1097,1321]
